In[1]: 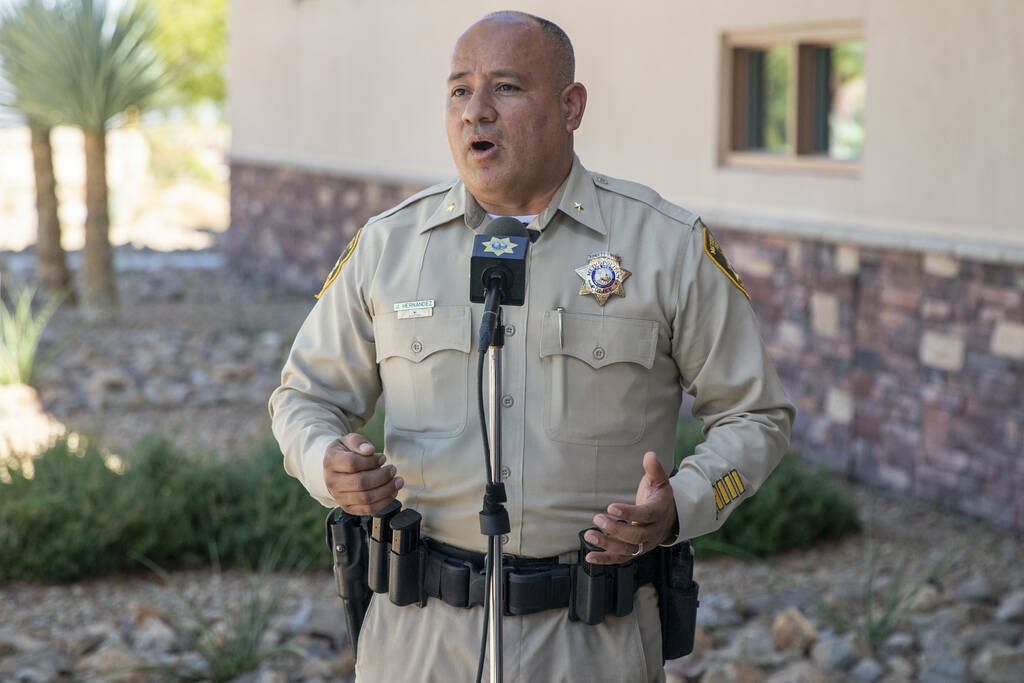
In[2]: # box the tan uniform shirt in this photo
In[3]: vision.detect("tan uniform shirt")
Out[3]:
[270,156,794,681]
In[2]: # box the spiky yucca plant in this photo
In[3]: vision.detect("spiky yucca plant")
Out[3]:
[0,0,166,310]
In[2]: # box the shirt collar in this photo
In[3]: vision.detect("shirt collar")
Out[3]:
[418,155,606,235]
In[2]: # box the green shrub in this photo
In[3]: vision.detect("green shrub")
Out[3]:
[674,419,861,559]
[0,437,328,582]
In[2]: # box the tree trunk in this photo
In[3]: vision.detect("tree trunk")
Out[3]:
[82,128,117,309]
[29,124,75,304]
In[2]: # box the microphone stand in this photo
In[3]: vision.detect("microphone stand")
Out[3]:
[478,273,510,683]
[487,311,504,683]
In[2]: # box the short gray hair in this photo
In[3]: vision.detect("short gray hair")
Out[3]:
[484,11,575,88]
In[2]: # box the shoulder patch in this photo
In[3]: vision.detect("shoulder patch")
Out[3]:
[315,228,362,300]
[702,222,750,300]
[365,179,457,225]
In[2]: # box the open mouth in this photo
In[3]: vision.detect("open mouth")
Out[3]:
[471,140,495,152]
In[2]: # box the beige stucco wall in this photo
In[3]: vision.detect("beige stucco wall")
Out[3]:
[229,0,1024,258]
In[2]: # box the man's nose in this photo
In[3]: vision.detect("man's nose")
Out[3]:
[462,90,497,124]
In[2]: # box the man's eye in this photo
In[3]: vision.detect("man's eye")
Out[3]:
[496,83,519,92]
[451,87,468,97]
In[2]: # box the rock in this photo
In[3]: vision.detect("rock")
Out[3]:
[877,676,913,683]
[970,645,1024,683]
[85,368,138,409]
[994,589,1024,623]
[957,573,997,604]
[884,655,914,679]
[228,667,288,683]
[701,661,765,683]
[913,605,969,655]
[61,621,116,658]
[76,641,147,682]
[696,593,743,629]
[0,627,48,656]
[0,648,66,682]
[908,585,944,613]
[959,621,1022,651]
[299,656,333,679]
[664,655,705,681]
[212,362,256,384]
[810,634,860,671]
[142,379,190,406]
[717,623,779,666]
[771,607,818,652]
[763,661,827,683]
[132,616,177,655]
[851,658,883,682]
[917,652,967,683]
[880,631,915,658]
[288,600,348,649]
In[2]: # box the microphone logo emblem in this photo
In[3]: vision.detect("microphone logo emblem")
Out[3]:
[482,237,517,256]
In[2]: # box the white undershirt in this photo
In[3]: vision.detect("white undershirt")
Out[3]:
[486,213,538,226]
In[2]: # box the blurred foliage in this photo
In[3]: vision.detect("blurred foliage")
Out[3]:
[146,0,226,107]
[0,437,328,582]
[1,415,860,582]
[675,419,861,559]
[0,281,63,386]
[763,45,790,153]
[0,0,166,133]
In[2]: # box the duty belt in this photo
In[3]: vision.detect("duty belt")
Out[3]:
[421,539,658,620]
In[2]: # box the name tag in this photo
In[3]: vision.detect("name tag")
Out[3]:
[394,299,434,319]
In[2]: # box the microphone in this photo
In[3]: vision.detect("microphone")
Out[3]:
[470,216,530,348]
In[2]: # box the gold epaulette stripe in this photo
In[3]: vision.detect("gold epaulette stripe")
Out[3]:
[724,474,738,499]
[712,470,745,512]
[716,480,730,503]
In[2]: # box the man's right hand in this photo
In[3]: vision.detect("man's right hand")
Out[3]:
[323,433,404,515]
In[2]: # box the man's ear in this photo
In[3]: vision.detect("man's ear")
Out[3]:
[562,82,587,132]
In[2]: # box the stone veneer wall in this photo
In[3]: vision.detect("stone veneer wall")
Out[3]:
[229,161,1024,529]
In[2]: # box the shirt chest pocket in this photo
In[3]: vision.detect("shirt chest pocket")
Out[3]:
[539,311,659,446]
[374,305,472,437]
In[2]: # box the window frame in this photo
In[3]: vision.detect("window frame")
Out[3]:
[719,21,865,175]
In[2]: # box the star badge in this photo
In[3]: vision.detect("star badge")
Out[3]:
[575,251,631,305]
[482,236,516,256]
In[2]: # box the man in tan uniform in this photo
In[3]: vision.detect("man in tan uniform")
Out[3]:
[270,11,793,682]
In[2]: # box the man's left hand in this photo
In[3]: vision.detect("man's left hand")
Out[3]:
[585,451,677,564]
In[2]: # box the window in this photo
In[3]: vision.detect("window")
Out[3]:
[721,22,865,173]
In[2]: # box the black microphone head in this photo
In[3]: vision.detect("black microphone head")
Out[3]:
[483,216,530,238]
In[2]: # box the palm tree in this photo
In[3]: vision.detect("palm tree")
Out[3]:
[3,0,165,310]
[0,0,74,303]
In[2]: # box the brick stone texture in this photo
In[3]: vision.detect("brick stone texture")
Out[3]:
[229,162,1024,529]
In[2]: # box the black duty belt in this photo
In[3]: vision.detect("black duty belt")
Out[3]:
[421,539,658,620]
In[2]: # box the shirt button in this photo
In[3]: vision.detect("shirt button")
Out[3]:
[500,534,510,545]
[411,340,423,354]
[505,324,516,337]
[596,176,608,185]
[501,395,514,408]
[593,346,606,360]
[500,465,511,480]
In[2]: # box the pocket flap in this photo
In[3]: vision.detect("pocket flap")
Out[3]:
[539,311,658,370]
[375,305,472,363]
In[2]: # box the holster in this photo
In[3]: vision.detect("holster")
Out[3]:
[655,541,700,661]
[325,507,372,655]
